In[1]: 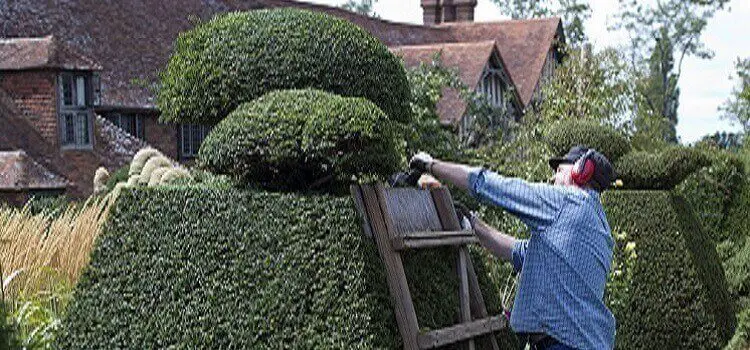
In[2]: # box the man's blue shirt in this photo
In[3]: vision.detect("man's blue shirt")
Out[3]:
[468,169,616,350]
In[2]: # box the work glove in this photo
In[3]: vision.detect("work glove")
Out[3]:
[409,151,434,173]
[453,202,478,230]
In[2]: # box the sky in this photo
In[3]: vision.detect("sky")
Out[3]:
[300,0,750,144]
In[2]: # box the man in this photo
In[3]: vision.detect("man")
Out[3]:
[410,146,616,350]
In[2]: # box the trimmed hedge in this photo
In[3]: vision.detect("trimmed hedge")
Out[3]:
[198,89,404,192]
[676,151,745,243]
[614,146,710,189]
[601,191,735,349]
[59,186,504,348]
[544,119,631,162]
[157,9,411,124]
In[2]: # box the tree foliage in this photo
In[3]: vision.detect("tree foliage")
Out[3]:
[614,0,729,148]
[490,0,591,47]
[720,57,750,134]
[340,0,378,17]
[532,46,634,127]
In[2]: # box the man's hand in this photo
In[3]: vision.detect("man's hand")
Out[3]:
[409,152,434,173]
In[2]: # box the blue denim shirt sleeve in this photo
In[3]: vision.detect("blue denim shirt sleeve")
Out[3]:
[512,239,529,273]
[468,169,566,231]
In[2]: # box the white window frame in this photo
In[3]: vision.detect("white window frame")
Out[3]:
[180,124,213,158]
[58,72,94,149]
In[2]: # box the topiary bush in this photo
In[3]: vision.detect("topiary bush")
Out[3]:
[59,186,504,349]
[198,89,404,192]
[614,146,710,189]
[676,150,745,243]
[601,191,735,349]
[544,119,631,163]
[157,8,411,124]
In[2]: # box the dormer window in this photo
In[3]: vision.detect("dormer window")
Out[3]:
[58,72,94,148]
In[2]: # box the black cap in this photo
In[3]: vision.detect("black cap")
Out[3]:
[549,146,615,192]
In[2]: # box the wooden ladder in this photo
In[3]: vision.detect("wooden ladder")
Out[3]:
[351,183,507,350]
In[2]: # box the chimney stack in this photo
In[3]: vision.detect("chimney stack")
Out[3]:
[421,0,477,25]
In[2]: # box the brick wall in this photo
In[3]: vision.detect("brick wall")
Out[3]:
[0,71,58,146]
[144,115,179,160]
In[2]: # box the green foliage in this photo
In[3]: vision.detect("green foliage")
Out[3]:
[26,196,69,219]
[614,146,710,189]
[724,307,750,350]
[544,119,631,162]
[721,183,750,309]
[198,89,404,192]
[404,56,463,160]
[1,300,20,350]
[490,0,592,46]
[676,150,745,243]
[601,191,735,349]
[104,166,129,193]
[534,47,634,128]
[605,228,638,320]
[340,0,378,17]
[720,57,750,134]
[59,187,502,349]
[157,9,410,124]
[725,237,750,311]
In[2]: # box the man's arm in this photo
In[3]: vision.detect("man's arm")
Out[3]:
[470,216,516,262]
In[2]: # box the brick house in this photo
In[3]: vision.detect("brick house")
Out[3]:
[0,0,563,201]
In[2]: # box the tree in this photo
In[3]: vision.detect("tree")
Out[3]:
[632,28,681,145]
[532,46,634,128]
[491,0,591,47]
[614,0,730,147]
[720,57,750,134]
[340,0,378,17]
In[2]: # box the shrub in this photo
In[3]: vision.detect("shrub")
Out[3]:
[725,237,750,310]
[544,119,631,163]
[157,9,411,124]
[676,151,745,243]
[614,146,710,189]
[199,89,404,192]
[93,167,110,195]
[601,191,735,349]
[725,307,750,350]
[59,187,503,348]
[104,166,129,193]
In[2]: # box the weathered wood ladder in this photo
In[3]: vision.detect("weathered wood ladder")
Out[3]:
[351,183,507,350]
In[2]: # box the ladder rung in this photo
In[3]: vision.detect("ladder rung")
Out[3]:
[417,315,507,349]
[391,230,478,250]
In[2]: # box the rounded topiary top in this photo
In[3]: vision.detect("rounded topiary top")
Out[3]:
[544,119,631,163]
[198,89,404,192]
[157,8,411,124]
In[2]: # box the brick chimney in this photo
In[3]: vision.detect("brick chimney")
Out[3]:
[421,0,477,25]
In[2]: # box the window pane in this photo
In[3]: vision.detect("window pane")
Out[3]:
[64,114,75,145]
[62,75,73,106]
[76,76,86,106]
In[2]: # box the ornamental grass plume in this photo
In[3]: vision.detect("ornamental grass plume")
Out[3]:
[139,156,172,184]
[159,168,192,185]
[148,167,171,187]
[93,167,110,195]
[129,148,162,177]
[0,198,111,300]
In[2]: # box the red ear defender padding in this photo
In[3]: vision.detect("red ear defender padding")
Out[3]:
[572,151,596,186]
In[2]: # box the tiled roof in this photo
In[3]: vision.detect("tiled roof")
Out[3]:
[0,150,68,190]
[444,18,563,106]
[391,41,497,124]
[0,35,101,71]
[0,0,559,112]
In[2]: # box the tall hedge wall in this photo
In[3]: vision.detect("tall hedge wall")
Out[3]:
[157,9,411,124]
[59,187,505,349]
[601,191,735,349]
